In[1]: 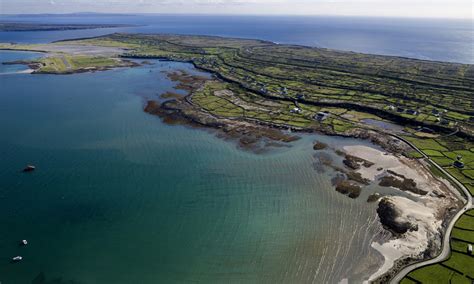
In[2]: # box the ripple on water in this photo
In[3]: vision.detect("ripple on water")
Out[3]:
[1,54,385,283]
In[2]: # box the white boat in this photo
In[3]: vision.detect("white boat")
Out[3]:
[12,256,22,262]
[23,165,36,172]
[21,239,28,245]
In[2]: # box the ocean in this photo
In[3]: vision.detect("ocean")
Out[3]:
[0,14,472,63]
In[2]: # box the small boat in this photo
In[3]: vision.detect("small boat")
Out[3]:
[12,256,22,262]
[20,239,28,246]
[22,165,36,172]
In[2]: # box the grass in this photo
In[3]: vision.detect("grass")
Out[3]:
[401,135,474,197]
[403,137,448,152]
[423,150,444,157]
[407,151,424,159]
[431,157,454,167]
[68,55,118,68]
[12,33,470,135]
[31,55,129,74]
[443,252,474,279]
[407,264,457,283]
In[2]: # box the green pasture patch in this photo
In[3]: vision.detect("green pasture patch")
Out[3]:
[443,252,474,279]
[451,239,469,253]
[404,137,448,152]
[447,168,473,185]
[407,264,455,283]
[455,214,474,230]
[449,273,471,284]
[452,227,474,243]
[423,150,444,157]
[407,151,423,159]
[431,157,454,167]
[463,170,474,180]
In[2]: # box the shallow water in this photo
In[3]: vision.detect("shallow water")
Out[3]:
[0,51,396,283]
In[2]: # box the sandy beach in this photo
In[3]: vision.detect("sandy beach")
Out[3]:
[342,145,463,281]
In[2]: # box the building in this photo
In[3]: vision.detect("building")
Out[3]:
[387,105,395,111]
[406,109,418,115]
[453,160,465,168]
[315,111,330,121]
[290,107,302,114]
[440,119,450,125]
[468,244,473,255]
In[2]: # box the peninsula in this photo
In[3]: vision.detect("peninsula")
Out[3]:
[0,23,134,32]
[1,33,473,282]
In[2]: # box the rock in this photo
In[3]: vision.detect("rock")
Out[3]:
[335,180,362,199]
[378,174,427,195]
[313,141,327,150]
[343,154,374,170]
[343,155,361,170]
[430,190,446,198]
[346,171,371,185]
[367,193,381,203]
[377,198,418,234]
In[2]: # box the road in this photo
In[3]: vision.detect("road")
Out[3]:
[389,134,473,284]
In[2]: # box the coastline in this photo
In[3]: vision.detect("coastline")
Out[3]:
[0,35,471,282]
[143,69,466,282]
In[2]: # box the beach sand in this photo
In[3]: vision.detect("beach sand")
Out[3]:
[342,145,463,281]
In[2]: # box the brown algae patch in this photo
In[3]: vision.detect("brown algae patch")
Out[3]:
[145,72,300,154]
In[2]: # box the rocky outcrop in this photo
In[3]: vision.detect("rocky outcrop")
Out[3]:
[377,198,418,234]
[378,172,428,195]
[343,154,374,170]
[313,141,328,150]
[335,180,362,199]
[367,193,381,203]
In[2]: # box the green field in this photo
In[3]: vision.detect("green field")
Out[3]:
[403,135,474,195]
[3,33,473,137]
[31,55,131,74]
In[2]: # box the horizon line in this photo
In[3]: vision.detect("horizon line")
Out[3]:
[0,12,471,21]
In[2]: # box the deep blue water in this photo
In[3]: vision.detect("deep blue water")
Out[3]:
[0,14,472,63]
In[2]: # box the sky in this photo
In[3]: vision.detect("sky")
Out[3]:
[0,0,472,19]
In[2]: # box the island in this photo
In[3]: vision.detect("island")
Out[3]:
[0,23,134,32]
[1,33,473,282]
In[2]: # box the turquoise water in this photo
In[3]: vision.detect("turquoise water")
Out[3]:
[0,51,386,283]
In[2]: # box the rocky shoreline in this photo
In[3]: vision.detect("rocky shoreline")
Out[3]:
[142,70,465,282]
[5,51,465,282]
